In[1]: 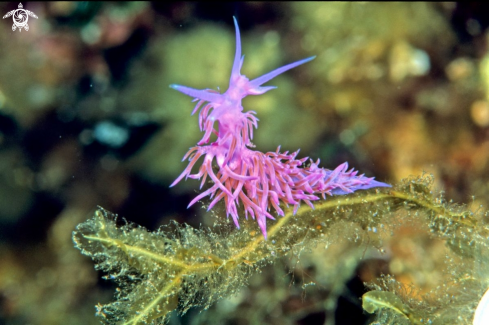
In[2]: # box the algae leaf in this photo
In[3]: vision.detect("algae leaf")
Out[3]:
[362,291,411,322]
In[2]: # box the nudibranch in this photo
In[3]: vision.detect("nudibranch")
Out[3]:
[170,17,390,238]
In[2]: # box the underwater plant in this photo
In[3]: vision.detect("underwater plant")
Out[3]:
[73,17,489,325]
[170,17,390,238]
[73,176,489,325]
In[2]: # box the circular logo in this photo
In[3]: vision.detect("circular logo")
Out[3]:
[13,8,29,29]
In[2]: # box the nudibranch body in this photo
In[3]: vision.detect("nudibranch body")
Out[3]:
[170,17,390,238]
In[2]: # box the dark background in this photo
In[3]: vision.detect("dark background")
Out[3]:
[0,2,488,325]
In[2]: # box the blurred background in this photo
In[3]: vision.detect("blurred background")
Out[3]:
[0,2,489,325]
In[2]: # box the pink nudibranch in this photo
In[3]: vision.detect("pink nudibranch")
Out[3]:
[170,17,390,238]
